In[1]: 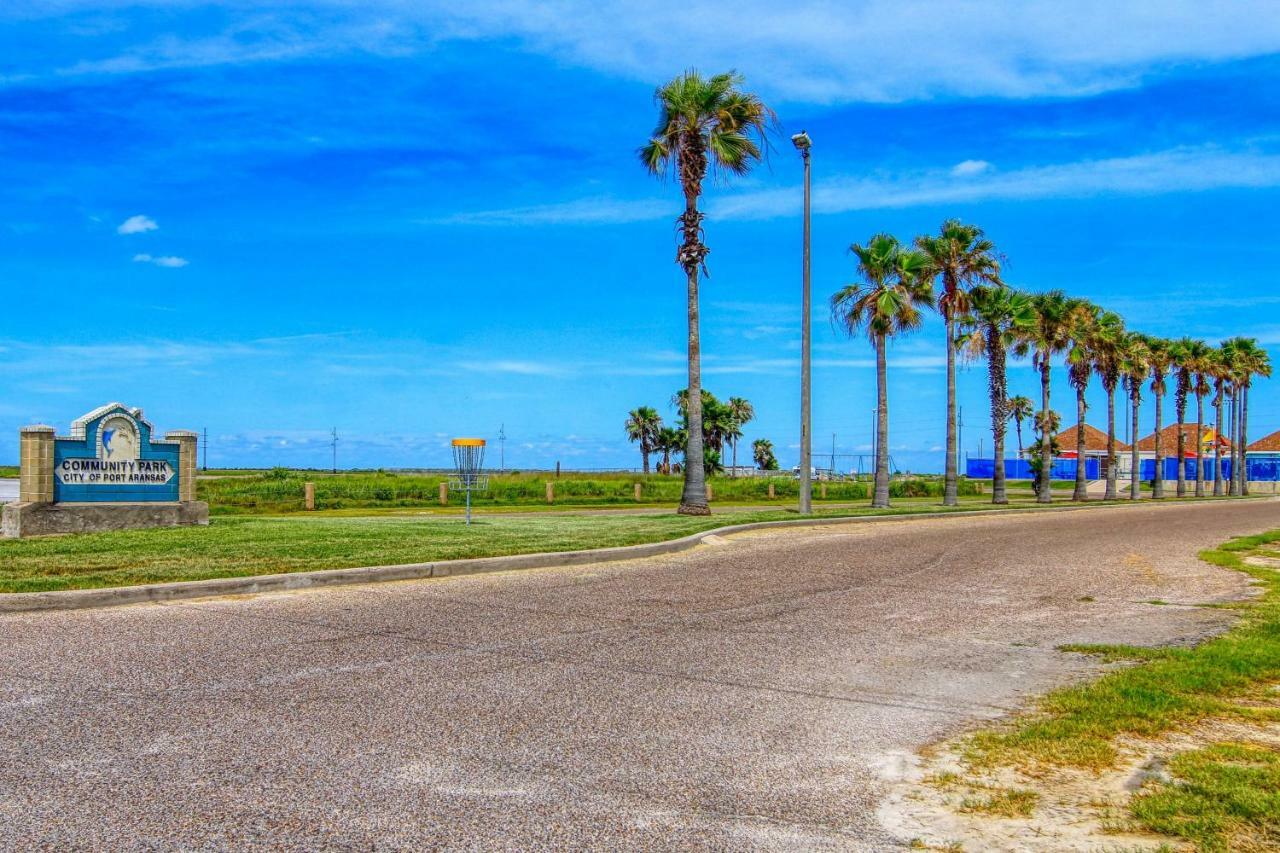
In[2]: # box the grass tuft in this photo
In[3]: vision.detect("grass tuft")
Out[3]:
[958,787,1039,818]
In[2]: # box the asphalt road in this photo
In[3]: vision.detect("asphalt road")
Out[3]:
[2,500,1277,850]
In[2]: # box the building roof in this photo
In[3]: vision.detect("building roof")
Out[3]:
[1134,423,1229,453]
[1055,423,1127,452]
[1248,428,1280,452]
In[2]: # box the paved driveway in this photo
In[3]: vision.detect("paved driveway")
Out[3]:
[1,501,1276,850]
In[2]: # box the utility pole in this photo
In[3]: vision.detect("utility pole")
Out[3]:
[792,129,813,514]
[202,427,208,471]
[330,427,339,474]
[830,432,837,475]
[498,423,506,474]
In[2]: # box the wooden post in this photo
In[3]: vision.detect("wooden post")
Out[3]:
[705,483,713,501]
[546,481,554,504]
[768,483,775,499]
[820,483,827,499]
[439,482,448,506]
[634,483,642,501]
[304,482,315,511]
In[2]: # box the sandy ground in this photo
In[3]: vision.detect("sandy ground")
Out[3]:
[1,499,1277,850]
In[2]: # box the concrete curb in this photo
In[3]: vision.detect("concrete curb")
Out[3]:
[2,496,1275,614]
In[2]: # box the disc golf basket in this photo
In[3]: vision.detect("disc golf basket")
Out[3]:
[450,438,488,525]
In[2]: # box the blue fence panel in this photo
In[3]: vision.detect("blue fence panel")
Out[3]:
[964,456,1280,481]
[1249,458,1280,481]
[965,458,1097,481]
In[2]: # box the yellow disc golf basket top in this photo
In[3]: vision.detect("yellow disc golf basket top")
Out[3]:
[450,438,488,525]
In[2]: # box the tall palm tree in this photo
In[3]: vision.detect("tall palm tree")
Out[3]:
[1231,339,1272,495]
[832,234,934,508]
[726,396,755,476]
[1144,336,1174,499]
[1066,303,1102,501]
[1090,312,1126,500]
[1120,334,1151,500]
[640,70,774,515]
[1185,339,1213,497]
[1209,345,1230,496]
[624,406,663,474]
[1015,291,1085,503]
[1169,337,1196,497]
[960,284,1035,504]
[915,220,1003,506]
[1007,395,1034,459]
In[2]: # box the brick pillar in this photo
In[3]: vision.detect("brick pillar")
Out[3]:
[165,431,199,502]
[19,425,55,504]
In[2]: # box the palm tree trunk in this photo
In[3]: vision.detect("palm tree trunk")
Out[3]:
[988,333,1008,506]
[1152,390,1164,499]
[873,334,890,508]
[642,445,650,475]
[943,316,958,506]
[1105,385,1118,500]
[1226,392,1236,496]
[1213,387,1224,496]
[677,196,709,515]
[1195,392,1205,497]
[1015,420,1024,458]
[1130,391,1142,500]
[1038,361,1052,504]
[1176,404,1187,498]
[1241,385,1250,495]
[1073,388,1088,501]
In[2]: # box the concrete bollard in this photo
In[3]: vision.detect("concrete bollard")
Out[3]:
[546,481,554,504]
[439,482,448,506]
[304,482,315,511]
[768,483,775,499]
[634,483,642,501]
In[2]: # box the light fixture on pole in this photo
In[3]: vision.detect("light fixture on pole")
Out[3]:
[792,130,813,514]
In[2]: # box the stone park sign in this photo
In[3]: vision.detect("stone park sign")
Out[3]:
[1,403,208,538]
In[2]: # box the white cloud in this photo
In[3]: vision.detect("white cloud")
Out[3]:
[950,159,993,177]
[20,2,1280,103]
[117,214,157,234]
[438,146,1280,225]
[132,253,189,268]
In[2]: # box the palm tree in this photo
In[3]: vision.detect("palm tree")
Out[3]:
[1169,337,1196,497]
[726,396,755,475]
[1089,311,1126,500]
[624,406,663,474]
[752,438,778,470]
[640,70,774,515]
[1120,333,1151,500]
[1066,303,1102,501]
[832,234,935,508]
[1209,345,1230,496]
[654,426,682,474]
[1015,291,1085,503]
[1144,336,1174,499]
[1007,395,1034,459]
[959,285,1035,504]
[1231,339,1272,495]
[1185,339,1213,497]
[915,221,1003,506]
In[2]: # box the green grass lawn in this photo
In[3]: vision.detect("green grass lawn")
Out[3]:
[196,469,983,514]
[0,501,1018,594]
[0,465,17,478]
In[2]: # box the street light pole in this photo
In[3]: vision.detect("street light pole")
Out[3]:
[793,130,813,515]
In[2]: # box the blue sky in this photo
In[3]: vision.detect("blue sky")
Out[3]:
[2,1,1279,471]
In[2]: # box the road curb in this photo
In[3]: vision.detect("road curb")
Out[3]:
[2,497,1274,613]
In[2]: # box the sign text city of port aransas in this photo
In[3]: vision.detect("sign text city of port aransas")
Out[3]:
[56,458,175,485]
